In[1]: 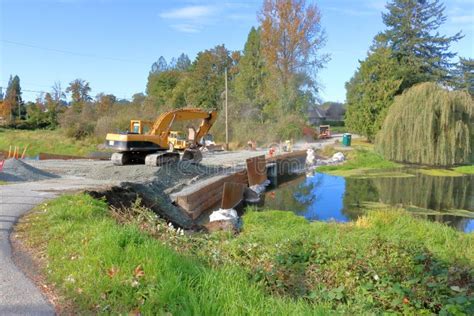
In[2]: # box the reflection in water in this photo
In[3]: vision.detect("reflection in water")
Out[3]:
[263,171,474,233]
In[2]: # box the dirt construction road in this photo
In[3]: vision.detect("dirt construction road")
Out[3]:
[0,135,349,314]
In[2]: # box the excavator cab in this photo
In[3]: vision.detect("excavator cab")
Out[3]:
[130,120,152,134]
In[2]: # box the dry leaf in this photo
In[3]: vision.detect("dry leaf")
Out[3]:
[107,266,119,278]
[134,265,145,278]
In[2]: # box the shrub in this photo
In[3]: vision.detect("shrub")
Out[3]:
[375,83,474,166]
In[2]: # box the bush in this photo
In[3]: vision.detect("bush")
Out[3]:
[375,83,474,166]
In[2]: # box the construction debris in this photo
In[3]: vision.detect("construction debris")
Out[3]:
[221,182,247,209]
[209,208,238,223]
[246,155,267,186]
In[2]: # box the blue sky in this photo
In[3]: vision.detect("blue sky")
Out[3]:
[1,0,473,103]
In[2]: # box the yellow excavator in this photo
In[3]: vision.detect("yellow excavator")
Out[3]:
[105,108,218,166]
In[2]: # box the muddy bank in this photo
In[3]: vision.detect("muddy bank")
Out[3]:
[86,162,230,229]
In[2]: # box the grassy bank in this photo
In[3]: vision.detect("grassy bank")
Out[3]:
[317,147,400,177]
[317,141,473,178]
[454,165,474,175]
[0,128,100,157]
[17,194,473,314]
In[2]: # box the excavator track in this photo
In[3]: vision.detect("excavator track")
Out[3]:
[145,152,180,166]
[111,152,146,166]
[111,153,129,166]
[181,148,203,163]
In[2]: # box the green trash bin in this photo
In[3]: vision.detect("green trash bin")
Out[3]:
[342,133,352,146]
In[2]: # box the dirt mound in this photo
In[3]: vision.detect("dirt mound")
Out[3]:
[0,159,58,182]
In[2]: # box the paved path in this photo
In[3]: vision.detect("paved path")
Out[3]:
[0,178,111,315]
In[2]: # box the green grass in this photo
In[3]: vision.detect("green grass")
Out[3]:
[0,128,100,157]
[18,194,328,315]
[18,194,474,314]
[0,180,7,185]
[317,148,400,176]
[453,165,474,175]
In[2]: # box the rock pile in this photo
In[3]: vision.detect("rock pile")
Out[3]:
[0,159,57,182]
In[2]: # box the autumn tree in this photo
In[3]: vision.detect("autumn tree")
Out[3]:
[258,0,327,112]
[95,93,117,115]
[4,75,24,121]
[66,79,92,112]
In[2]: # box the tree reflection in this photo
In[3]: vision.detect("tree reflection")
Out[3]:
[342,173,474,228]
[264,174,318,214]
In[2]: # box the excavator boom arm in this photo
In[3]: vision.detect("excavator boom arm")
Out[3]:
[148,108,217,146]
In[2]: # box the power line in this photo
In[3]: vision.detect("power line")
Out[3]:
[2,39,151,65]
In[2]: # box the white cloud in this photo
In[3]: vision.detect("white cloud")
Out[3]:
[159,5,216,20]
[159,5,222,33]
[171,24,201,33]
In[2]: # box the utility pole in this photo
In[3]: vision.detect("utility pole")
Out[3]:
[224,67,229,150]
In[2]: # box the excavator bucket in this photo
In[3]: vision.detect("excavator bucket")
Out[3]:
[181,148,203,163]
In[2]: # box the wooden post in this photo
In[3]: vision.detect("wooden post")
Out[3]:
[21,145,28,159]
[225,67,229,150]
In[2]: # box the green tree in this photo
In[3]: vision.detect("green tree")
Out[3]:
[26,98,49,128]
[375,0,462,81]
[146,70,183,108]
[44,92,61,127]
[452,57,474,97]
[187,45,234,109]
[345,48,407,141]
[375,83,473,166]
[234,27,268,113]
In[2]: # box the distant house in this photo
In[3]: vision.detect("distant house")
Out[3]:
[326,103,346,121]
[307,106,326,126]
[323,102,346,122]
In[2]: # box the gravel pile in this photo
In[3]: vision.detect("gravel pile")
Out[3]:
[0,159,58,182]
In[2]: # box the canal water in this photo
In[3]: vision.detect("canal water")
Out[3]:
[263,170,474,233]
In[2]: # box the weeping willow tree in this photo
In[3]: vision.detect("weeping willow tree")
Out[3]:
[375,83,474,166]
